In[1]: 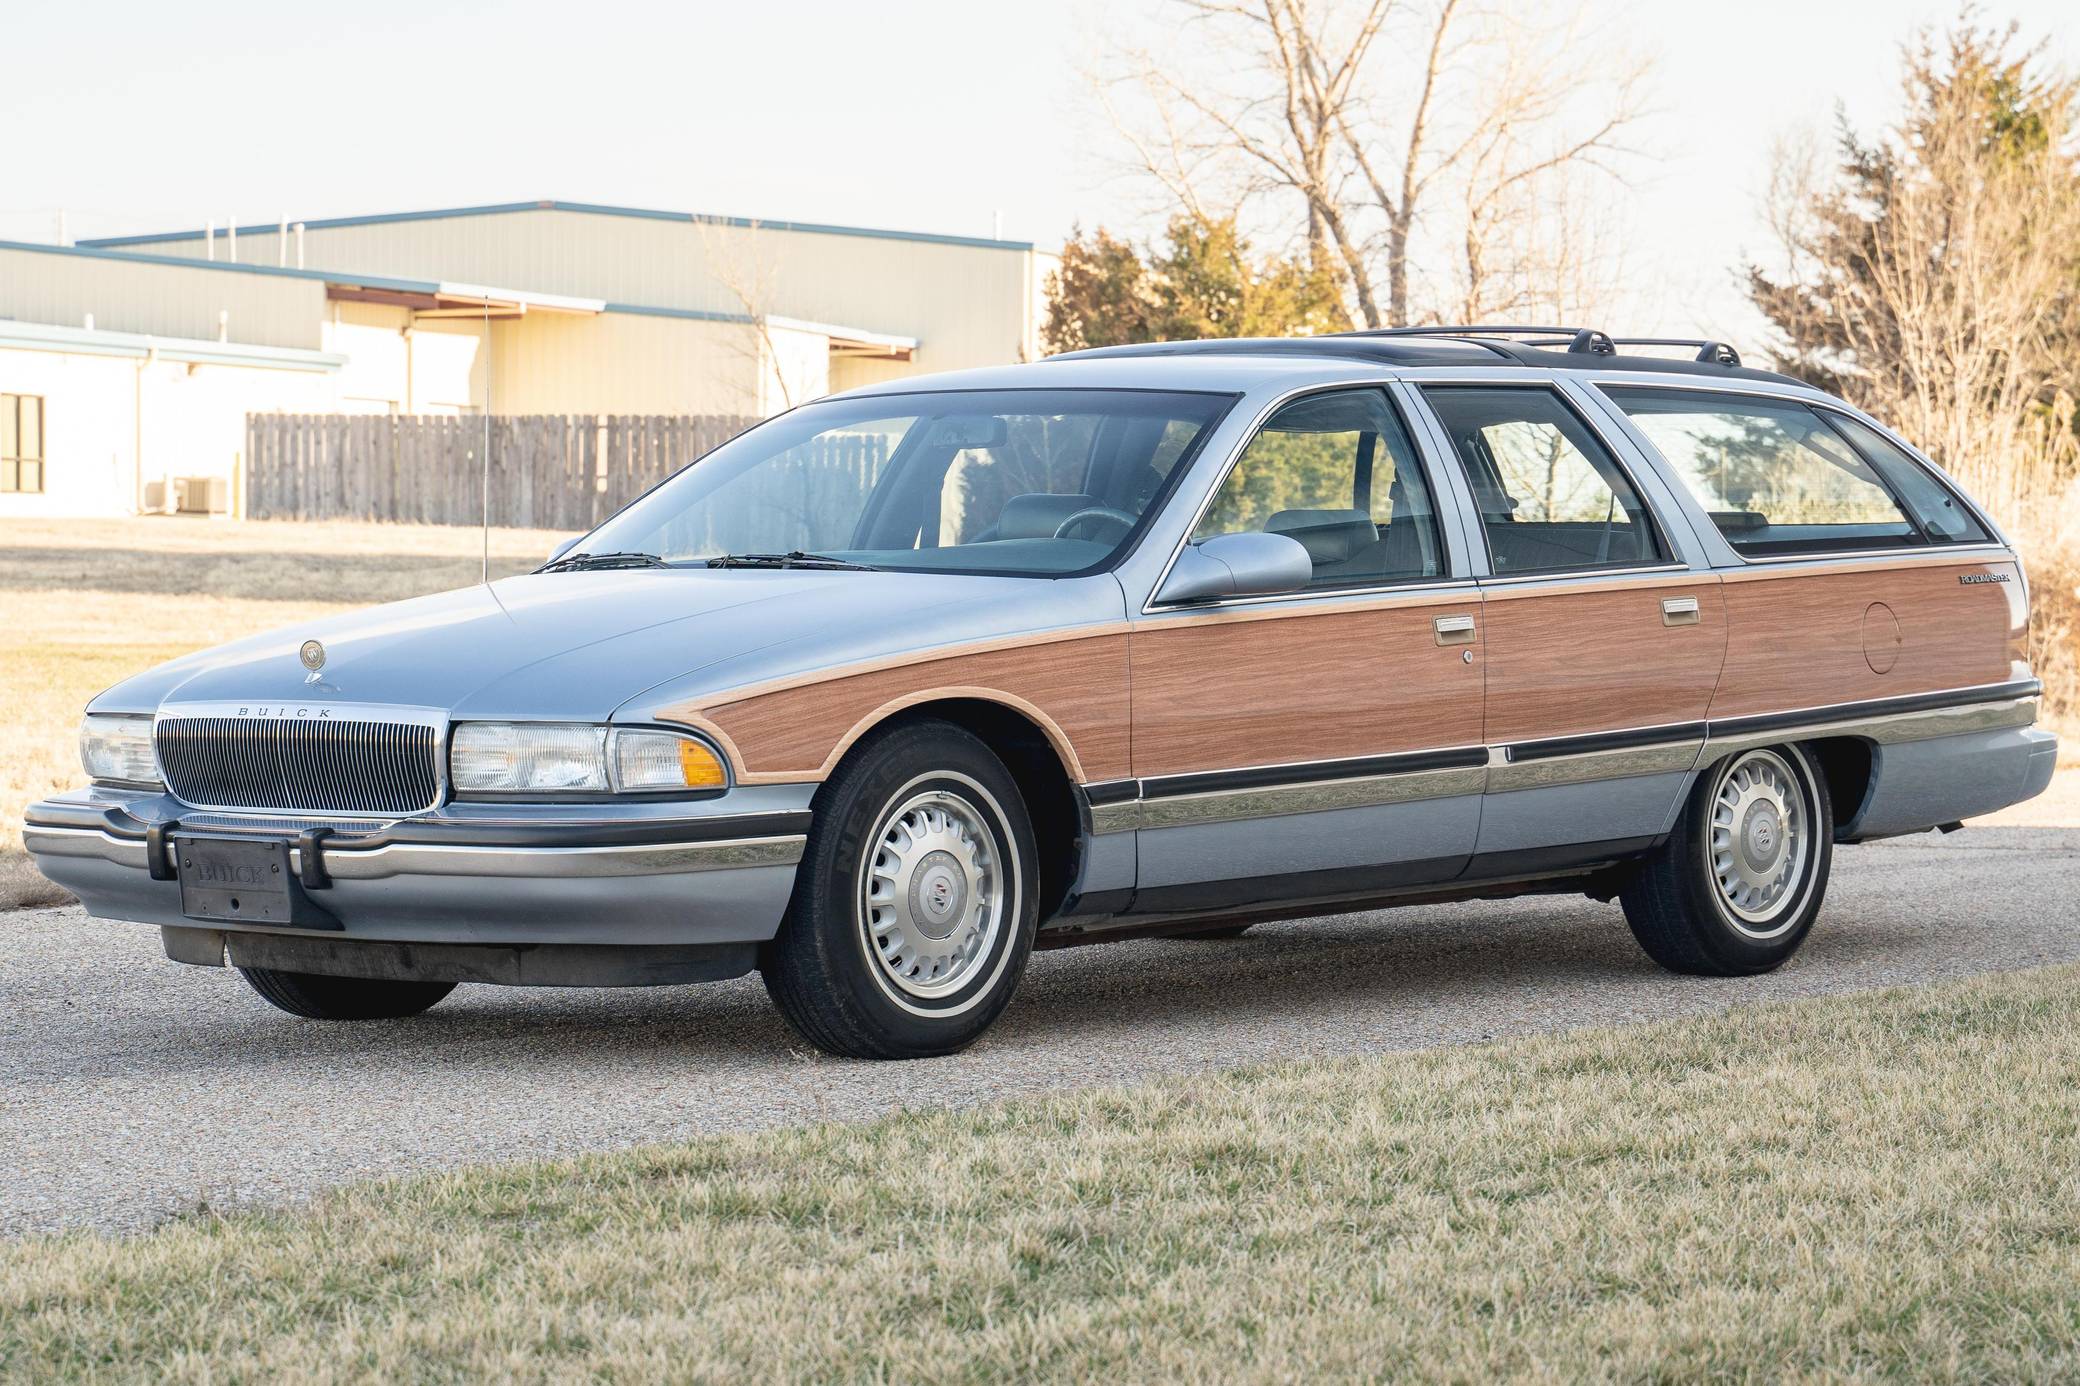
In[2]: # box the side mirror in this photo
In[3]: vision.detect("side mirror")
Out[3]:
[1155,531,1313,605]
[546,536,583,565]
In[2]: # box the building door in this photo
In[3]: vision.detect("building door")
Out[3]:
[1126,386,1487,913]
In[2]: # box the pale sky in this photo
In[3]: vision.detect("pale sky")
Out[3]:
[3,0,2073,347]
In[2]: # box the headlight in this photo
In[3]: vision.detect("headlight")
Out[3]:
[80,714,161,786]
[449,723,727,795]
[451,723,609,793]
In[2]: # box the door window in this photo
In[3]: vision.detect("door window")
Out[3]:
[1191,389,1444,588]
[1420,386,1665,574]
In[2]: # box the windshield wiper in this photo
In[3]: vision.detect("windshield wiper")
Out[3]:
[704,550,880,572]
[539,550,673,573]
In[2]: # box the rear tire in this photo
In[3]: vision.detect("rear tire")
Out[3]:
[238,967,455,1019]
[760,719,1039,1060]
[1620,744,1833,976]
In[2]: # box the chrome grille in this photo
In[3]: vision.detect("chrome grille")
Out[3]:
[156,717,441,815]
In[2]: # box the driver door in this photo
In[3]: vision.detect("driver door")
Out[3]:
[1126,387,1486,914]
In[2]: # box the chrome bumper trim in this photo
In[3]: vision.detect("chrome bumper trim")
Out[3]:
[22,823,804,879]
[322,835,805,879]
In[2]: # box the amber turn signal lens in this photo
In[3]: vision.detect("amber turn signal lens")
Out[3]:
[612,728,728,791]
[677,737,727,789]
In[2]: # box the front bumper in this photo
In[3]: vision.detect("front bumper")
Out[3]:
[23,786,813,948]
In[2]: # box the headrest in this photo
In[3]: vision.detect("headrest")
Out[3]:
[998,493,1099,541]
[1266,509,1379,565]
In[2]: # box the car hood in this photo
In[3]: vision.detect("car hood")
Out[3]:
[94,569,1122,723]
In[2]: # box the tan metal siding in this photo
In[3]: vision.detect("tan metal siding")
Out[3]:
[0,248,325,350]
[485,312,766,416]
[112,210,1035,372]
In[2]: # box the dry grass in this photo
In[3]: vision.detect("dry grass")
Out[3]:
[5,965,2080,1380]
[0,517,565,909]
[2018,519,2080,727]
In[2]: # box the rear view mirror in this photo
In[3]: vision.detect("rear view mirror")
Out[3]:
[546,536,582,564]
[1156,531,1313,604]
[927,417,1010,450]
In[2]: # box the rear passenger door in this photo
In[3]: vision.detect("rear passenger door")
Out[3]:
[1416,385,1728,867]
[1127,387,1486,911]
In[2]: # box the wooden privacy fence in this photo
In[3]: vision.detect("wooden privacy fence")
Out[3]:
[243,414,766,530]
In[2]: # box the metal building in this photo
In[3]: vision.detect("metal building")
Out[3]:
[0,201,1050,518]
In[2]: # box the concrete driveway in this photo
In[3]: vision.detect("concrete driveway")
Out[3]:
[4,821,2077,1238]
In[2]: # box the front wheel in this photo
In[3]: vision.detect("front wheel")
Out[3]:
[760,720,1039,1060]
[1620,744,1833,975]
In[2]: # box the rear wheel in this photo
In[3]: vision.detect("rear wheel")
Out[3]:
[238,968,455,1019]
[761,720,1039,1060]
[1620,744,1833,975]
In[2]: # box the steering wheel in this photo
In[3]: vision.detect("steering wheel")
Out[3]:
[1052,506,1139,543]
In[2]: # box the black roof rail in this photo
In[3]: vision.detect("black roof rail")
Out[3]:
[1047,329,1798,384]
[1337,325,1741,367]
[1608,337,1743,367]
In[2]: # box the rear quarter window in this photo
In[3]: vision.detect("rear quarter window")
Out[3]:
[1600,388,1989,556]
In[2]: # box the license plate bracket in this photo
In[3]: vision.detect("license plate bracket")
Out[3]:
[175,835,340,929]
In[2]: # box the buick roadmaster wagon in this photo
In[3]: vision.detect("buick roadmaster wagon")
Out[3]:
[27,327,2059,1058]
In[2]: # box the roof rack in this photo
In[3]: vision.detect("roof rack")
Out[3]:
[1340,325,1742,368]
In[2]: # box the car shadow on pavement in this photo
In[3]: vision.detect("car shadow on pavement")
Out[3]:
[16,873,2008,1087]
[47,898,1720,1076]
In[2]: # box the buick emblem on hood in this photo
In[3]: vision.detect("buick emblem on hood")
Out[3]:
[298,640,327,683]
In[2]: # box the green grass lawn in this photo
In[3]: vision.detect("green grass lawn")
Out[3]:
[7,966,2080,1382]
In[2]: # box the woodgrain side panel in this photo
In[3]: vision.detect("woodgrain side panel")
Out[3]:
[1129,596,1486,779]
[1710,557,2028,719]
[1482,573,1727,746]
[688,631,1132,784]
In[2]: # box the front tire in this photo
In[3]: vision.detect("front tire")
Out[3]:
[761,719,1039,1060]
[238,968,455,1019]
[1620,744,1833,975]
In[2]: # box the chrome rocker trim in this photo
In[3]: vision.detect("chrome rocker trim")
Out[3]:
[1081,680,2042,830]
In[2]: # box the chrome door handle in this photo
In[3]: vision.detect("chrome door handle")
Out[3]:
[1661,596,1701,627]
[1433,614,1477,646]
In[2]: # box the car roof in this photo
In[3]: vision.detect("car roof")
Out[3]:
[830,327,1809,401]
[830,352,1411,398]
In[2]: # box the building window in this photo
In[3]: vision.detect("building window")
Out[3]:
[1,393,44,494]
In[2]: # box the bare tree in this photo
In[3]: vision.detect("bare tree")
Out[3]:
[1094,0,1652,328]
[1752,20,2080,714]
[695,217,806,413]
[1752,23,2080,515]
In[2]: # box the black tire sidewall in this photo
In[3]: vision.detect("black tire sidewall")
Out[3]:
[1676,744,1833,971]
[239,968,454,1019]
[770,720,1039,1056]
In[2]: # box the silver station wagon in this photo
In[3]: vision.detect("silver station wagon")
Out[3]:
[27,326,2058,1058]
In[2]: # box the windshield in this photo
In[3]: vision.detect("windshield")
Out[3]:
[574,388,1234,576]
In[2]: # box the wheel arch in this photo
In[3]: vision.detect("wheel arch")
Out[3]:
[1802,735,1876,838]
[1691,735,1872,839]
[822,694,1086,924]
